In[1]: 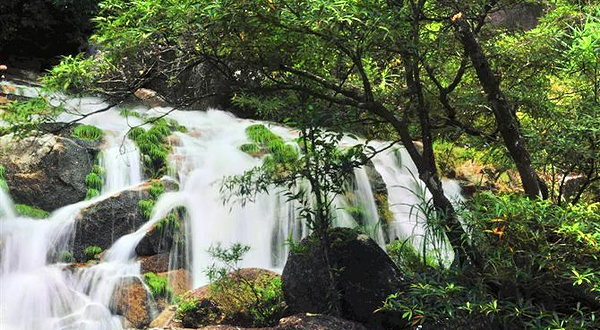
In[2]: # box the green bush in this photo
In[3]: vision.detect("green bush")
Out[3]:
[15,204,50,219]
[72,125,104,141]
[381,193,600,329]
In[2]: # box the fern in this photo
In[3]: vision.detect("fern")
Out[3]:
[72,125,104,141]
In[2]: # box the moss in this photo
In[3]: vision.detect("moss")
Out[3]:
[83,245,102,261]
[0,165,7,192]
[128,118,182,178]
[84,166,105,200]
[138,199,155,220]
[246,124,281,145]
[72,124,104,141]
[59,250,74,263]
[239,143,262,157]
[375,193,394,224]
[240,125,298,179]
[119,108,143,118]
[15,204,50,219]
[144,272,172,298]
[149,181,165,199]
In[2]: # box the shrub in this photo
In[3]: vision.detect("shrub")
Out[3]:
[72,125,104,141]
[14,204,50,219]
[176,244,287,328]
[381,193,600,329]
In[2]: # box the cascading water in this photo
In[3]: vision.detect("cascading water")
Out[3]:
[0,82,463,329]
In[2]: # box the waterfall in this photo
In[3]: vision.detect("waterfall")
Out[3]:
[0,82,463,330]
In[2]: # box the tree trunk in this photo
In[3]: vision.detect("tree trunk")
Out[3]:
[452,16,542,199]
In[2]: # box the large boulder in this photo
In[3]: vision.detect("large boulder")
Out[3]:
[111,276,156,329]
[282,228,408,329]
[71,179,174,262]
[0,132,98,211]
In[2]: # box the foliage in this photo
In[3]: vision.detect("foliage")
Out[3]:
[14,204,50,219]
[382,193,600,329]
[42,55,108,92]
[205,243,287,327]
[143,272,171,298]
[0,97,63,136]
[72,125,104,141]
[83,245,102,262]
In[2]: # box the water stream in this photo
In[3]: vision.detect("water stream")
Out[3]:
[0,83,462,330]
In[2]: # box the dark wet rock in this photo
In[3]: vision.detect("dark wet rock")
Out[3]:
[0,133,98,211]
[135,206,186,257]
[71,179,175,262]
[282,228,408,330]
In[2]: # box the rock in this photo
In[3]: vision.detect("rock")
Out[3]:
[135,207,186,257]
[0,133,98,211]
[134,88,168,108]
[159,269,191,296]
[111,276,156,329]
[148,305,177,328]
[276,313,368,330]
[71,179,174,262]
[140,253,171,274]
[282,228,408,329]
[193,313,367,330]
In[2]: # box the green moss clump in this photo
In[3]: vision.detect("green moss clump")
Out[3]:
[59,250,74,263]
[144,272,172,298]
[85,173,102,190]
[240,125,298,176]
[128,118,183,178]
[138,199,156,220]
[0,165,8,191]
[246,124,281,145]
[119,109,143,118]
[15,204,50,219]
[72,125,104,141]
[84,166,105,200]
[83,245,102,261]
[239,143,262,157]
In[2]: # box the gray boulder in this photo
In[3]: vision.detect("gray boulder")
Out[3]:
[282,228,408,330]
[0,132,98,211]
[71,179,173,262]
